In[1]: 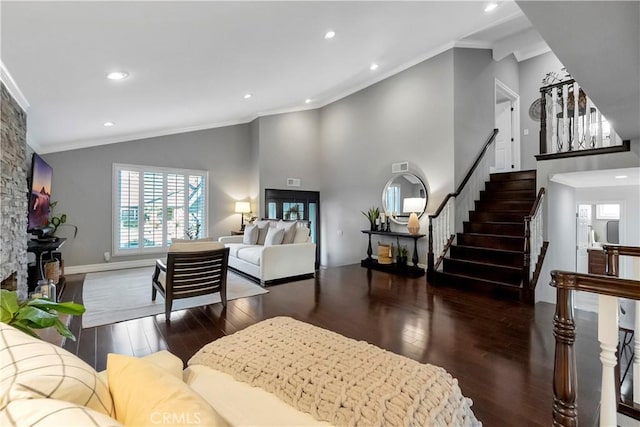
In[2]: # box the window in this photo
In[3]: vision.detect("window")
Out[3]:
[113,164,207,255]
[596,203,620,220]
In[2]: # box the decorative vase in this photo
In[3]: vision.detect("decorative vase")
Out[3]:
[407,212,420,235]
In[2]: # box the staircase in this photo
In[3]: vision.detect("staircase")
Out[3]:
[435,170,537,301]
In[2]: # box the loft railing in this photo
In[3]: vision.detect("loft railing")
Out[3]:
[552,245,640,426]
[539,79,627,159]
[522,188,548,302]
[427,129,498,277]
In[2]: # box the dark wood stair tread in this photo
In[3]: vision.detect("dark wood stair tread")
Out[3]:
[436,271,521,289]
[445,257,521,272]
[454,244,522,255]
[460,232,524,240]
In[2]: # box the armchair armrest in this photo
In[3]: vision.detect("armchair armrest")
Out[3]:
[153,259,166,284]
[218,235,243,244]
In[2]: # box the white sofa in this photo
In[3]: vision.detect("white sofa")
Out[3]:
[218,220,316,285]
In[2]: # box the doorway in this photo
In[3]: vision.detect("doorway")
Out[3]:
[264,189,320,269]
[494,79,521,172]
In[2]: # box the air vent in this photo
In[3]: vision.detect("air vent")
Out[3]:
[392,162,409,173]
[287,178,301,187]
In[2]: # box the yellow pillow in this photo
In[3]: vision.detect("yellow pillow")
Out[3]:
[106,354,227,427]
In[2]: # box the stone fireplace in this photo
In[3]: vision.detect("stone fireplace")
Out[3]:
[1,82,29,299]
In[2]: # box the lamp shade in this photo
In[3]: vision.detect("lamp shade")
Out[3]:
[402,197,425,214]
[234,201,251,214]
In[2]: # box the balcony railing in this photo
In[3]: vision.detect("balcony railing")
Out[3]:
[538,79,629,160]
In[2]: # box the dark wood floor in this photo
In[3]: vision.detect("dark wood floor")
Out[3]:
[61,264,602,426]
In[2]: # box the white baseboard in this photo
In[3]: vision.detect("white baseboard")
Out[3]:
[64,259,156,275]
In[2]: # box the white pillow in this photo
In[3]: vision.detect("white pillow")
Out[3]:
[264,227,285,246]
[0,323,115,416]
[0,399,122,427]
[293,226,311,243]
[242,224,259,245]
[169,241,224,253]
[277,220,297,244]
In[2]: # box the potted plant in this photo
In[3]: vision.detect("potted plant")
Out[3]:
[49,201,78,238]
[361,207,380,231]
[396,246,408,267]
[0,289,85,341]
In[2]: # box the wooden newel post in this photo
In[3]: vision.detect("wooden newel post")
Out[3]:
[551,272,578,427]
[427,219,434,280]
[540,89,548,155]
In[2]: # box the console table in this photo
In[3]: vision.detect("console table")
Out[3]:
[361,230,425,277]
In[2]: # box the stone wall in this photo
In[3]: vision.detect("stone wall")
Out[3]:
[1,82,28,299]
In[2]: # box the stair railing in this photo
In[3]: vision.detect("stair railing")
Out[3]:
[428,129,498,277]
[539,79,623,156]
[523,188,546,292]
[552,245,640,426]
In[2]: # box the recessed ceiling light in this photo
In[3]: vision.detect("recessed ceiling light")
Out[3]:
[106,71,128,80]
[370,63,379,71]
[305,99,312,104]
[103,122,114,127]
[324,30,336,40]
[615,175,628,179]
[244,93,252,99]
[484,2,498,12]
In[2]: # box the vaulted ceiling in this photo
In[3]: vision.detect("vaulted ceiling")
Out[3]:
[1,1,531,153]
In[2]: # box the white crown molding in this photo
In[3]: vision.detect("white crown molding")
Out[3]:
[0,61,30,111]
[513,45,551,62]
[64,258,156,275]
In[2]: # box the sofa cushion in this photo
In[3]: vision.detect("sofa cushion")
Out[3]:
[0,399,122,427]
[277,220,297,244]
[225,243,254,258]
[236,246,262,266]
[107,354,227,427]
[0,323,115,416]
[242,224,259,245]
[293,226,311,243]
[264,227,285,246]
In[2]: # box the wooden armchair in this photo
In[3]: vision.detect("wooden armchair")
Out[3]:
[152,241,230,321]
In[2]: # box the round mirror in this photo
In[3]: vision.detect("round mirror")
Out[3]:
[382,173,428,224]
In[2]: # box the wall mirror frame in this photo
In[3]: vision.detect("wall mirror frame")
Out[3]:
[381,172,428,225]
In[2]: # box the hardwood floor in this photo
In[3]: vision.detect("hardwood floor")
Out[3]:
[62,264,602,426]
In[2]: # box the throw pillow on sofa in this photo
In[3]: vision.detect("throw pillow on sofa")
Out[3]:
[0,323,115,417]
[277,220,297,244]
[256,221,271,245]
[264,227,285,246]
[242,224,259,245]
[293,226,311,243]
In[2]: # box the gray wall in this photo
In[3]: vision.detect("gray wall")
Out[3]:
[494,54,520,95]
[319,49,455,267]
[518,51,566,170]
[256,109,321,216]
[453,48,496,187]
[43,124,252,266]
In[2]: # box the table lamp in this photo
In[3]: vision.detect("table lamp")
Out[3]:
[235,201,251,231]
[403,198,425,235]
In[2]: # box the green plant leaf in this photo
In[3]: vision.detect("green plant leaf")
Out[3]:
[0,289,19,322]
[51,318,76,341]
[51,217,61,226]
[15,306,59,329]
[60,214,67,223]
[27,299,86,315]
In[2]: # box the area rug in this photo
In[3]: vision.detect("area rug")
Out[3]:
[82,267,268,328]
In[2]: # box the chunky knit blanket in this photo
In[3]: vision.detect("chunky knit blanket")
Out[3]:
[189,317,480,427]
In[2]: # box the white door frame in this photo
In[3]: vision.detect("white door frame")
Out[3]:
[494,79,521,171]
